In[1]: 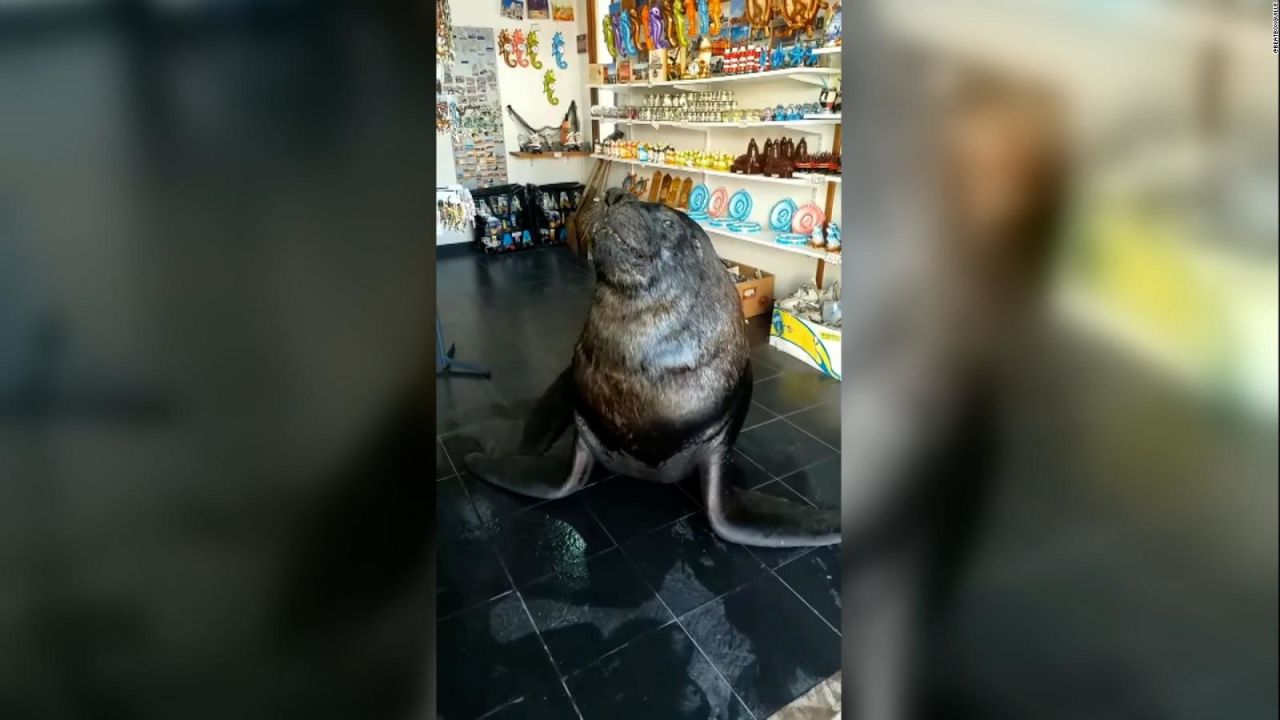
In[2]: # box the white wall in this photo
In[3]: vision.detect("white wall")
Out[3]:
[447,0,593,186]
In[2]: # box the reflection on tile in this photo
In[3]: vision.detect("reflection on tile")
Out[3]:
[783,400,840,449]
[580,476,698,543]
[623,514,768,618]
[494,500,616,587]
[767,674,841,720]
[437,593,563,719]
[751,372,839,416]
[778,456,841,510]
[682,573,841,719]
[567,623,752,720]
[437,477,510,618]
[478,684,580,719]
[523,547,673,674]
[736,420,839,478]
[777,546,842,632]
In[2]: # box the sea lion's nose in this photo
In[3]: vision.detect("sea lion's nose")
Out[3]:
[604,188,634,207]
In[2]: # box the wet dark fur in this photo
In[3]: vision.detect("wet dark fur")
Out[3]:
[573,192,750,467]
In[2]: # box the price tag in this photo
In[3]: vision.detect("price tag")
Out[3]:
[553,152,563,158]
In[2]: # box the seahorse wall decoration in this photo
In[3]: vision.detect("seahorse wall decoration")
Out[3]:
[663,0,678,48]
[611,12,625,58]
[543,70,560,105]
[649,5,667,49]
[602,15,617,60]
[696,0,710,37]
[511,29,529,67]
[672,0,689,48]
[552,31,568,69]
[618,7,638,56]
[684,0,698,40]
[708,0,721,35]
[633,7,649,52]
[498,29,517,67]
[527,30,543,69]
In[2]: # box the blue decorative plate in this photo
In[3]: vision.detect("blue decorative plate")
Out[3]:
[775,232,808,245]
[708,217,729,227]
[727,190,753,221]
[728,221,761,232]
[688,184,710,213]
[768,199,797,232]
[686,210,709,221]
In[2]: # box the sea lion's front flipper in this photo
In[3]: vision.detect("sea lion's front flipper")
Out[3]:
[465,432,594,500]
[516,367,576,455]
[700,452,840,547]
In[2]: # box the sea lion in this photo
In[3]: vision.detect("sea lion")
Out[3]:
[464,188,839,547]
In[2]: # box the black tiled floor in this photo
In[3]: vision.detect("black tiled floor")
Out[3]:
[776,545,842,632]
[495,500,617,587]
[735,419,840,478]
[622,513,770,618]
[783,399,841,449]
[566,623,752,720]
[437,593,567,719]
[522,547,674,675]
[437,245,842,718]
[778,455,841,510]
[682,573,842,718]
[579,476,699,544]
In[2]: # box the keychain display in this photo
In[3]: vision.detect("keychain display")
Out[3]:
[498,29,517,67]
[436,0,455,64]
[527,30,543,69]
[552,31,569,69]
[543,70,560,105]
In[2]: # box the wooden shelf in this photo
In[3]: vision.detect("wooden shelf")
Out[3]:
[590,154,839,188]
[686,213,842,265]
[587,67,840,92]
[508,151,592,159]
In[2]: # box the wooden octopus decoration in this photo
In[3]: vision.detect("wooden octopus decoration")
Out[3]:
[779,0,828,38]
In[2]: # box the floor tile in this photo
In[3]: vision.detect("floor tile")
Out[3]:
[566,623,752,720]
[522,547,674,675]
[776,545,842,632]
[742,401,778,431]
[782,400,840,449]
[476,684,579,719]
[436,593,565,719]
[681,573,841,719]
[778,455,841,510]
[438,438,456,479]
[437,375,510,435]
[494,500,617,587]
[750,372,839,416]
[437,478,510,618]
[735,419,839,478]
[579,476,698,544]
[622,514,768,618]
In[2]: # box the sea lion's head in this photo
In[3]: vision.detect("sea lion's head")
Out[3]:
[585,188,706,291]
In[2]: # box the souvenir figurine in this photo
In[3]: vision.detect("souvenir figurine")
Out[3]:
[512,29,529,67]
[498,29,517,68]
[552,31,569,69]
[543,70,560,105]
[527,30,544,69]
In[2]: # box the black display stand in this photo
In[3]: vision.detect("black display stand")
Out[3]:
[435,315,490,378]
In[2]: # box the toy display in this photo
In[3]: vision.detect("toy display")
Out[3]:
[552,31,569,69]
[543,70,559,105]
[527,30,543,69]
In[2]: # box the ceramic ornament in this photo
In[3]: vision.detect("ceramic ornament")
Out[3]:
[649,5,668,49]
[727,190,753,221]
[688,183,710,213]
[511,29,530,67]
[708,187,729,217]
[791,202,825,235]
[543,70,560,105]
[552,31,568,69]
[527,30,543,69]
[768,198,797,231]
[498,29,517,67]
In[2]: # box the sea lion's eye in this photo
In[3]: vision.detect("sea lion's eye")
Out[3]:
[662,219,675,230]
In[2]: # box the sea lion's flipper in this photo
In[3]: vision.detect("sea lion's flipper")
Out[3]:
[700,452,840,547]
[465,431,594,500]
[516,367,576,455]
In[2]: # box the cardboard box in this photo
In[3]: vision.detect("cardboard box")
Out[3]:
[769,307,842,380]
[725,259,775,319]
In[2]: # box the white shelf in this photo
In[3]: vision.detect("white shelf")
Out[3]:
[590,154,838,188]
[588,67,840,92]
[811,46,842,55]
[684,214,842,265]
[595,117,839,132]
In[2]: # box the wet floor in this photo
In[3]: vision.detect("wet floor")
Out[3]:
[436,244,842,719]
